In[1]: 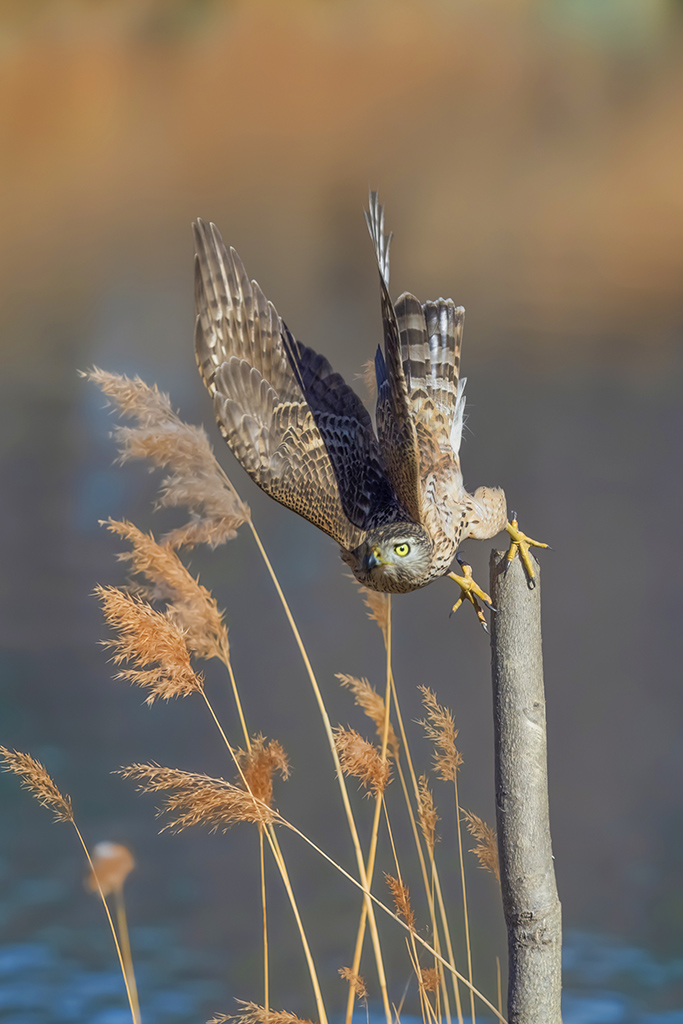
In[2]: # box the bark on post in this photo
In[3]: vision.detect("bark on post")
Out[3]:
[489,550,562,1024]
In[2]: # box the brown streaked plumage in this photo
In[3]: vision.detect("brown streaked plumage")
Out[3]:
[193,194,508,596]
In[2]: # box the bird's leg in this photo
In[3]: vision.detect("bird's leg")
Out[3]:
[504,512,549,589]
[448,556,496,632]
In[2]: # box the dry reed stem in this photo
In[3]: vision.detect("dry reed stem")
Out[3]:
[85,842,135,896]
[0,747,73,822]
[119,763,277,830]
[385,874,416,932]
[461,810,500,882]
[334,726,392,797]
[247,799,507,1023]
[247,526,392,1024]
[86,369,250,548]
[97,585,204,703]
[339,967,367,1000]
[336,674,399,758]
[417,774,439,857]
[209,1002,317,1024]
[418,686,463,782]
[105,519,230,660]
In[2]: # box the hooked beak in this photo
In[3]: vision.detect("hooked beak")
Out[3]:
[365,546,385,571]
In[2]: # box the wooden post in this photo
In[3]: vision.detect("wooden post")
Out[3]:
[489,550,562,1024]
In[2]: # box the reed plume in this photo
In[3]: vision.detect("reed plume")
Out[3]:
[119,763,278,830]
[354,583,390,643]
[105,518,230,661]
[418,686,464,782]
[86,368,249,548]
[236,734,290,808]
[97,585,204,703]
[0,747,73,822]
[461,811,500,883]
[334,726,392,797]
[385,873,416,932]
[336,674,399,758]
[338,967,367,1000]
[209,1002,317,1024]
[417,774,439,857]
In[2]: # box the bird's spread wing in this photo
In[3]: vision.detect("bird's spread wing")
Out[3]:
[194,218,404,550]
[365,193,423,524]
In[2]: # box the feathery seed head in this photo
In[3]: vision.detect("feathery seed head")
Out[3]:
[236,734,290,809]
[417,774,439,855]
[418,685,463,781]
[334,726,391,797]
[209,1001,317,1024]
[119,763,277,831]
[336,674,399,758]
[385,873,415,932]
[339,967,367,1000]
[0,747,73,823]
[104,519,229,661]
[97,585,204,704]
[461,809,500,882]
[86,369,250,548]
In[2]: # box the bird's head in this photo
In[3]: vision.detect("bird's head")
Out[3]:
[343,523,434,594]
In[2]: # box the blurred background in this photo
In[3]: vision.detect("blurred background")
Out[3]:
[1,0,683,1021]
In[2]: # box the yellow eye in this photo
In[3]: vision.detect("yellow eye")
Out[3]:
[394,542,410,557]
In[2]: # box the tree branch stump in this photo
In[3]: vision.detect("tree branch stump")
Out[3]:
[489,550,562,1024]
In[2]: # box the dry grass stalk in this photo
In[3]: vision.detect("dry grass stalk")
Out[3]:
[418,686,463,782]
[417,774,439,856]
[120,763,277,830]
[336,674,399,758]
[334,727,392,797]
[420,967,440,993]
[209,1001,317,1024]
[0,747,73,822]
[105,519,229,660]
[85,841,135,896]
[97,585,204,704]
[385,873,416,932]
[86,369,250,548]
[338,967,367,1000]
[236,734,290,808]
[461,810,500,882]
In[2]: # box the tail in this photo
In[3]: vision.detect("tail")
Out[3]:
[364,191,392,285]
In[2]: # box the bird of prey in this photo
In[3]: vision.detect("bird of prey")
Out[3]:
[193,194,545,627]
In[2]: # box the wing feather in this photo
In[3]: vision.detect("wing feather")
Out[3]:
[365,192,423,523]
[194,218,404,549]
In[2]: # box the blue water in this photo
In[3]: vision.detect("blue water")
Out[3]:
[0,929,681,1022]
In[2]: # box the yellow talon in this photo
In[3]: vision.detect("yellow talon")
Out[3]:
[504,514,549,589]
[448,559,495,632]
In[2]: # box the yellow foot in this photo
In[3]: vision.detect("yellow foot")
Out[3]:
[448,557,496,633]
[504,513,549,589]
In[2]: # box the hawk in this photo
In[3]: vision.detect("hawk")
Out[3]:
[193,194,545,627]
